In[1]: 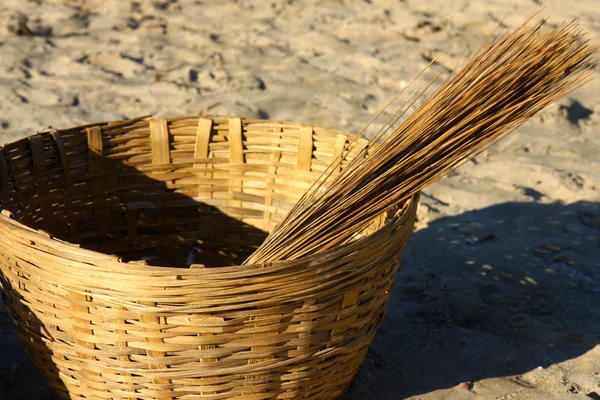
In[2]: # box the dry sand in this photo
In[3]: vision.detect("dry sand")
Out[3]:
[0,0,599,399]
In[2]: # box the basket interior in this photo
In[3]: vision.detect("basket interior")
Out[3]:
[0,117,381,268]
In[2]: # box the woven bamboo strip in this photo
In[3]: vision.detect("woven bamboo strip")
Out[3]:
[194,118,213,199]
[228,117,244,210]
[86,126,103,172]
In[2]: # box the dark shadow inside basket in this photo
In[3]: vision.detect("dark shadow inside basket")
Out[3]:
[2,151,270,268]
[0,119,395,269]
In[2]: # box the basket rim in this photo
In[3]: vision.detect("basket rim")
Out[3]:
[0,115,420,276]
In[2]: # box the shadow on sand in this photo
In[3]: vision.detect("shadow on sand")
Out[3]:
[344,200,599,399]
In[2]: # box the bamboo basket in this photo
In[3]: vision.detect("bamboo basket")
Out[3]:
[0,116,418,400]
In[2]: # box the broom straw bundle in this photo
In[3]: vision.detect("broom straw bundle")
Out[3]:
[244,14,595,265]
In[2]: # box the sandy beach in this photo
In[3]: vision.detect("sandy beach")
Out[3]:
[0,0,599,399]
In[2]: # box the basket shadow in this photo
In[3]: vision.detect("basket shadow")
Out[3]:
[13,153,270,268]
[344,200,600,399]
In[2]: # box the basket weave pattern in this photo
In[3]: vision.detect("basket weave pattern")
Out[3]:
[0,116,418,399]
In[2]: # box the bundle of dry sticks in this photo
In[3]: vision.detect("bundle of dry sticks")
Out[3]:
[244,13,595,265]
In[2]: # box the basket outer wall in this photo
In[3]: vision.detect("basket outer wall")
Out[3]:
[0,116,419,399]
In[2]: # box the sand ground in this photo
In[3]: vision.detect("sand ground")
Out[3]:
[0,0,599,399]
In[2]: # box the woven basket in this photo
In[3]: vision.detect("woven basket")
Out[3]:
[0,116,418,400]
